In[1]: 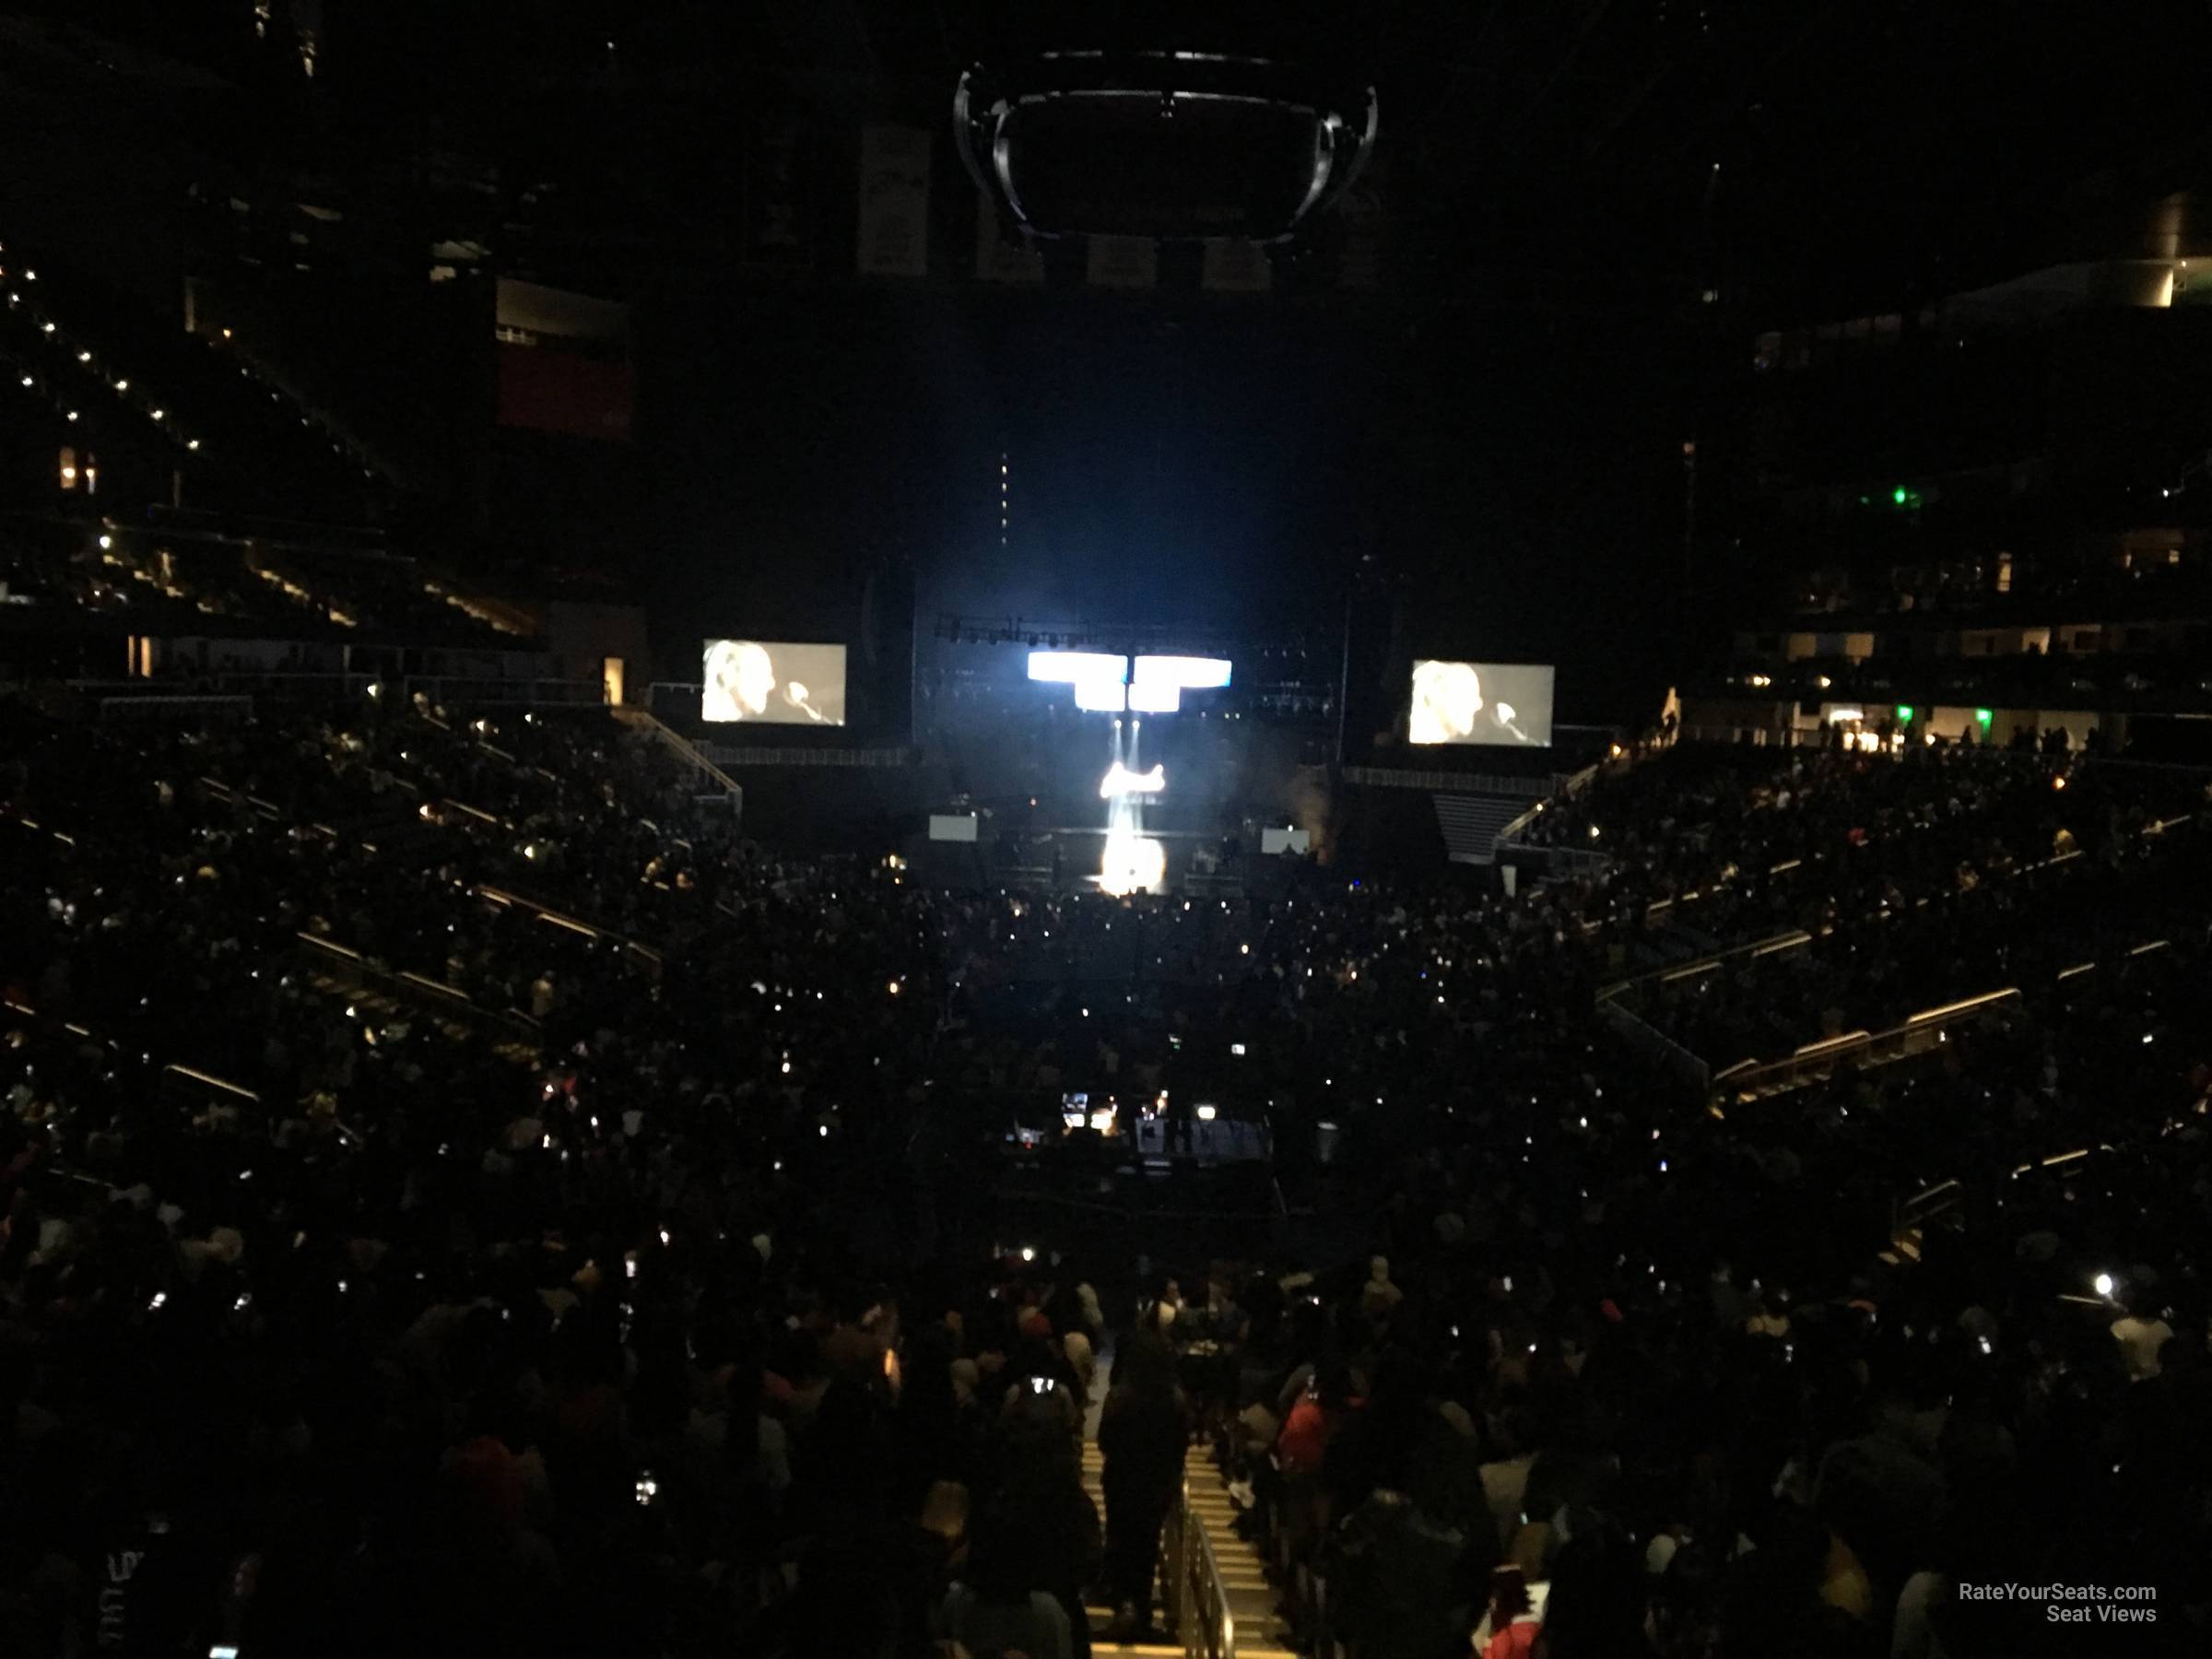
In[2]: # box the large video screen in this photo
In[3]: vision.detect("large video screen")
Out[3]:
[701,640,847,726]
[1026,650,1232,713]
[1408,660,1554,747]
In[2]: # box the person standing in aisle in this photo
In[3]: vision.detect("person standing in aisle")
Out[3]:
[1097,1330,1187,1641]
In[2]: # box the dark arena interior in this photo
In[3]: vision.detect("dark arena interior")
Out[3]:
[6,4,2212,1656]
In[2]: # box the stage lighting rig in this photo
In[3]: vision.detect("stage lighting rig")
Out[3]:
[955,26,1376,243]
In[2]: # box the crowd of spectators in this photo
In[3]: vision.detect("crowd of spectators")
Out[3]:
[0,518,513,647]
[1,705,2207,1657]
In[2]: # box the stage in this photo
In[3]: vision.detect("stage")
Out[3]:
[910,821,1298,898]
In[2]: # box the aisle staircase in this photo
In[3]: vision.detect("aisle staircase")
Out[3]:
[610,705,744,805]
[1432,792,1526,865]
[1079,1384,1297,1658]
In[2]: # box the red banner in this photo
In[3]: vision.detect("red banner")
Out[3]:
[496,345,633,442]
[494,278,633,442]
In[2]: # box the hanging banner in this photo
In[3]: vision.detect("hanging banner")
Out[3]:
[1086,235,1159,290]
[976,194,1044,284]
[857,125,933,277]
[1202,239,1273,294]
[743,118,812,271]
[494,278,633,442]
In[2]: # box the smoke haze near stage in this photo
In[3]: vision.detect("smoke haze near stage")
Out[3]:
[701,641,848,726]
[1408,661,1554,747]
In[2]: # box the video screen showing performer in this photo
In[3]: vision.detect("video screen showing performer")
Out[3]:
[1408,660,1554,747]
[700,641,847,726]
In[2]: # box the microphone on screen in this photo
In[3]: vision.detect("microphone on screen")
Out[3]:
[783,682,827,721]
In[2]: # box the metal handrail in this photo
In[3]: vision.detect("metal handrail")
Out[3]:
[296,933,545,1049]
[697,744,917,768]
[1715,987,2020,1104]
[97,693,254,719]
[1599,928,1814,1005]
[610,705,743,796]
[1341,764,1554,794]
[1167,1480,1237,1659]
[1493,759,1606,845]
[404,676,603,706]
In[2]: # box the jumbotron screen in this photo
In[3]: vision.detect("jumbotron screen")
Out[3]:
[701,640,847,726]
[1408,661,1554,747]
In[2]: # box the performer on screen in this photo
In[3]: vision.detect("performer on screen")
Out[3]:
[705,642,830,724]
[1410,660,1484,744]
[1410,661,1535,745]
[703,640,777,722]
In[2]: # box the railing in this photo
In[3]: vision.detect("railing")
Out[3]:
[144,503,390,555]
[1493,798,1546,846]
[1890,1178,1964,1261]
[1165,1484,1237,1659]
[1500,842,1613,879]
[1712,987,2020,1104]
[98,693,253,721]
[1598,928,1814,1005]
[474,884,666,975]
[698,744,918,769]
[297,934,545,1050]
[209,671,380,697]
[404,676,604,707]
[1341,764,1554,794]
[2,995,264,1127]
[1597,997,1712,1101]
[610,706,744,800]
[1492,759,1605,844]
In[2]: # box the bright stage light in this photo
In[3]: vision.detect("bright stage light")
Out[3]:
[1028,651,1231,713]
[1099,829,1166,896]
[1135,654,1230,688]
[1029,650,1129,712]
[1075,676,1132,713]
[1126,678,1184,713]
[1100,760,1165,797]
[1128,654,1233,712]
[1029,650,1125,683]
